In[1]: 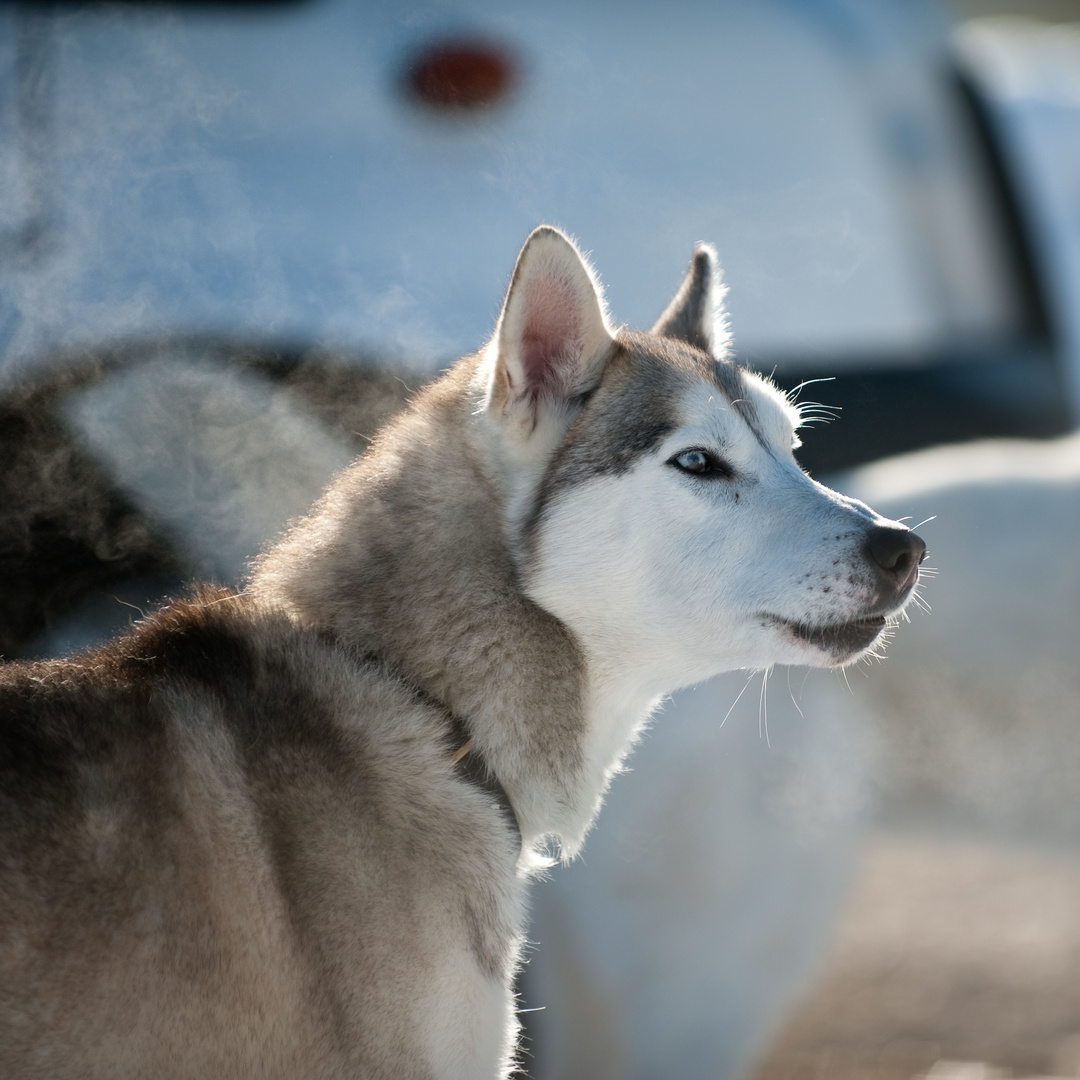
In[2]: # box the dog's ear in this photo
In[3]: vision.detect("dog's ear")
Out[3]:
[651,243,731,359]
[486,226,615,437]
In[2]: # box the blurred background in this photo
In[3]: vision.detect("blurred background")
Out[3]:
[2,0,1080,1077]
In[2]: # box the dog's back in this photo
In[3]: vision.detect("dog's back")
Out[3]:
[0,590,521,1078]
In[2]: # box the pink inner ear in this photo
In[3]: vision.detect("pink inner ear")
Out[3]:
[520,277,582,397]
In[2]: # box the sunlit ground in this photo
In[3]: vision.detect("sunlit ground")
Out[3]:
[751,834,1080,1080]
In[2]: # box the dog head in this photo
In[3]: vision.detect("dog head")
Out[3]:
[478,226,924,694]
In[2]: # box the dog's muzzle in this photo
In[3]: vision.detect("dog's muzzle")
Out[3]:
[764,523,926,661]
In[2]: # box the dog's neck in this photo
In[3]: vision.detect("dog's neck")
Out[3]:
[251,363,649,858]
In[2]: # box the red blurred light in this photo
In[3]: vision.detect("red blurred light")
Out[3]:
[406,40,516,111]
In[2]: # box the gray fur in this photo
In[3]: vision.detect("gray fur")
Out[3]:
[1,590,522,1079]
[648,248,762,439]
[650,243,728,358]
[254,358,594,848]
[521,332,737,552]
[0,227,921,1078]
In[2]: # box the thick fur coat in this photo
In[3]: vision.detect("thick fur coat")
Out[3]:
[0,228,923,1078]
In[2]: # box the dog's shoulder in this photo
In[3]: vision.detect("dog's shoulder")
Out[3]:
[0,589,522,1071]
[0,588,463,846]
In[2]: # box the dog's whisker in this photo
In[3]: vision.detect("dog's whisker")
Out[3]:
[785,376,836,401]
[720,670,758,730]
[911,591,933,615]
[786,667,805,719]
[758,667,771,748]
[792,400,842,428]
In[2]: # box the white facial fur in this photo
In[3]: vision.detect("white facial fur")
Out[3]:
[523,370,908,701]
[478,226,920,837]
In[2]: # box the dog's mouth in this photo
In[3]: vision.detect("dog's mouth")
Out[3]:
[767,614,887,658]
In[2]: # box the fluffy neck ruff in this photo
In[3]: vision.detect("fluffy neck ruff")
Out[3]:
[251,358,626,859]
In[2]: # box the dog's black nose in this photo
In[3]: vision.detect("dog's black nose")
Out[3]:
[865,524,926,597]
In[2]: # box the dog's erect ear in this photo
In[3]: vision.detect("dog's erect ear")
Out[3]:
[486,226,615,436]
[651,243,731,359]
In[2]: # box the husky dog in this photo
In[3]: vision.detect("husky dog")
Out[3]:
[0,227,924,1079]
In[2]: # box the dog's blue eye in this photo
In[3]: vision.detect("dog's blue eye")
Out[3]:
[675,450,710,473]
[669,449,732,478]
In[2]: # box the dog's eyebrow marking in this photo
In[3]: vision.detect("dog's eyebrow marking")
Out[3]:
[517,344,681,556]
[706,362,775,454]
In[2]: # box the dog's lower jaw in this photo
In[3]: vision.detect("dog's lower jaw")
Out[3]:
[764,613,889,665]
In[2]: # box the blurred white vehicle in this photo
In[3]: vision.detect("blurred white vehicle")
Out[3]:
[2,3,1078,1080]
[0,0,1054,393]
[826,432,1080,847]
